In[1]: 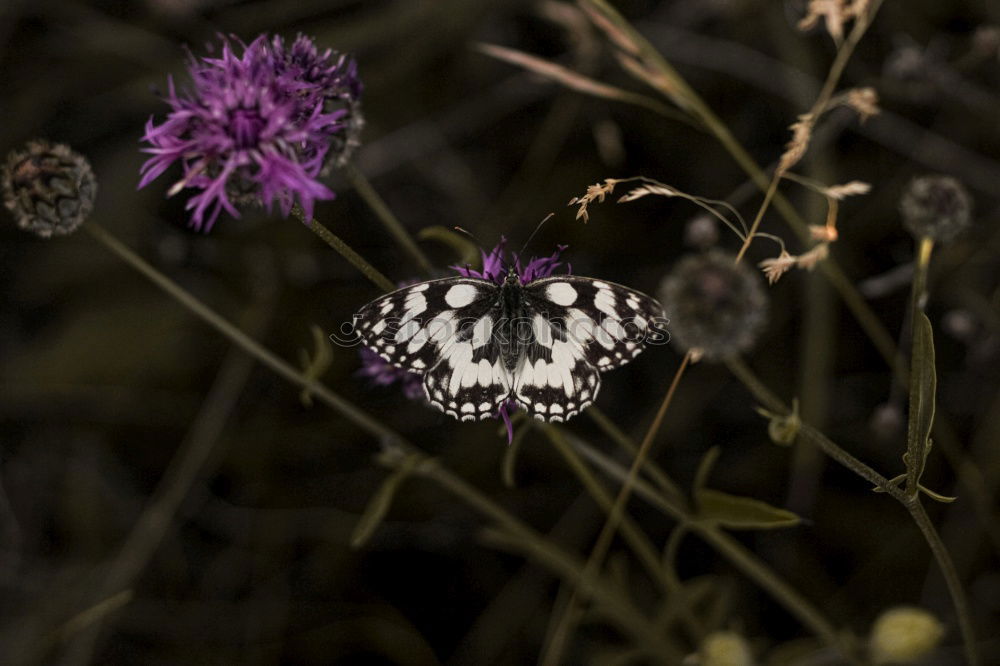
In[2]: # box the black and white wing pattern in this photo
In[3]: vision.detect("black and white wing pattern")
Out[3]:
[353,277,512,422]
[353,272,666,425]
[511,277,666,421]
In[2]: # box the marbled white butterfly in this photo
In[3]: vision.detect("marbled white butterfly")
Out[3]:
[352,258,668,423]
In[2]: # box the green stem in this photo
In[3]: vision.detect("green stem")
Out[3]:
[343,163,435,275]
[289,204,396,293]
[541,352,692,666]
[560,431,856,662]
[393,452,683,662]
[541,426,670,590]
[85,222,400,443]
[727,356,980,665]
[906,499,981,666]
[586,406,683,499]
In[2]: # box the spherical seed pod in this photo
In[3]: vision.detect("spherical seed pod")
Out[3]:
[869,606,944,664]
[899,175,972,243]
[697,631,755,666]
[658,250,769,361]
[2,140,97,238]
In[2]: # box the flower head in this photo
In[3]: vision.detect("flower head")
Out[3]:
[139,34,362,231]
[356,347,424,401]
[658,250,768,361]
[2,139,97,238]
[452,236,569,285]
[899,174,973,243]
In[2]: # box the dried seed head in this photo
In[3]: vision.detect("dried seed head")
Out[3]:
[2,140,97,238]
[900,175,972,243]
[869,606,944,664]
[658,250,768,361]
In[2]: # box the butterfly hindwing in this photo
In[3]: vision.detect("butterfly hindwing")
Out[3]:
[423,305,513,421]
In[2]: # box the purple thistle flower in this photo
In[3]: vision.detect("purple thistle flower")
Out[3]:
[139,34,363,231]
[356,347,425,401]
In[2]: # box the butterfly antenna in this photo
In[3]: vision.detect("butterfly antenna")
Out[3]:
[455,226,507,271]
[513,213,555,267]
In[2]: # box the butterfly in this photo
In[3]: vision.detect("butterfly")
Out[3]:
[352,265,667,423]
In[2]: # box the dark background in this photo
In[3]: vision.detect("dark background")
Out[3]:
[1,0,999,663]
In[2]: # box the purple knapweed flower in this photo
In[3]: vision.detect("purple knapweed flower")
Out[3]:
[139,34,362,231]
[356,347,425,401]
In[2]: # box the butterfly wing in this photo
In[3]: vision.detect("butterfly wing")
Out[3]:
[511,276,666,421]
[523,276,667,371]
[353,277,512,421]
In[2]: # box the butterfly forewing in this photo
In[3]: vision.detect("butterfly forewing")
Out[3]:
[523,276,666,371]
[353,276,512,421]
[354,277,496,372]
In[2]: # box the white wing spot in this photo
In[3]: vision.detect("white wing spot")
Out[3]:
[472,315,493,350]
[445,283,478,308]
[545,282,577,306]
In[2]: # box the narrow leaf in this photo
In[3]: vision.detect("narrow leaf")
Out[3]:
[475,42,680,120]
[696,488,801,530]
[692,446,721,497]
[905,312,937,493]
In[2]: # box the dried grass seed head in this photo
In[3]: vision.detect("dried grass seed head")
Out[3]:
[658,250,768,361]
[899,174,972,243]
[2,140,97,238]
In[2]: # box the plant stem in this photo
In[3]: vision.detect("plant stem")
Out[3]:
[289,203,397,293]
[726,356,980,665]
[393,452,683,662]
[85,222,399,443]
[906,499,981,666]
[343,163,435,275]
[542,351,691,666]
[541,426,670,590]
[559,431,857,662]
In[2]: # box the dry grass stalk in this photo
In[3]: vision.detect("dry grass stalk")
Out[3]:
[567,178,621,221]
[798,0,871,45]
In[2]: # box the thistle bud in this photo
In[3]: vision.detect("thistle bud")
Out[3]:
[870,606,945,664]
[658,250,768,361]
[2,140,97,238]
[900,175,972,243]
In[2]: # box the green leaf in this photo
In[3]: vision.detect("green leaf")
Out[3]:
[695,488,801,530]
[418,225,479,266]
[692,446,721,497]
[350,454,421,548]
[905,312,937,493]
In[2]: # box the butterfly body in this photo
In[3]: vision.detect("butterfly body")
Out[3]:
[353,267,666,423]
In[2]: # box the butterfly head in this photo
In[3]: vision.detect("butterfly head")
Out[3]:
[504,264,521,284]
